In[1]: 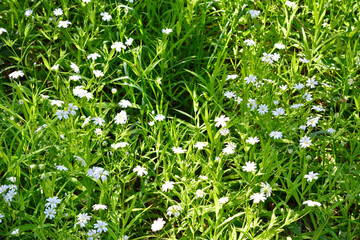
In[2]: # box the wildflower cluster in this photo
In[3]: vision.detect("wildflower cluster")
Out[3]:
[0,0,358,239]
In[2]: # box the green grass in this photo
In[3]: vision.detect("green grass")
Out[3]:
[0,0,360,239]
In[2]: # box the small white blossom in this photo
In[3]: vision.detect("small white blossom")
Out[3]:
[58,20,71,28]
[250,192,267,203]
[151,218,166,232]
[162,28,172,34]
[133,166,148,177]
[111,42,126,52]
[242,161,257,172]
[100,12,112,21]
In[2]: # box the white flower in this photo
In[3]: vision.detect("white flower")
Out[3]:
[82,0,91,3]
[235,97,243,104]
[167,205,182,217]
[94,128,102,135]
[300,136,312,148]
[87,53,101,61]
[53,8,63,16]
[148,121,155,126]
[9,70,25,79]
[290,103,304,109]
[100,12,112,21]
[0,185,8,194]
[133,166,148,177]
[226,74,238,80]
[306,77,318,88]
[93,70,104,77]
[73,86,88,98]
[279,85,288,91]
[218,197,229,204]
[269,131,282,139]
[0,212,4,223]
[55,110,69,120]
[119,99,132,108]
[70,63,80,73]
[247,98,258,111]
[155,77,162,84]
[40,94,49,100]
[151,218,165,232]
[219,128,229,136]
[306,116,320,127]
[304,171,319,182]
[172,146,186,154]
[303,92,313,102]
[250,192,267,203]
[272,53,281,61]
[260,182,272,197]
[111,142,129,149]
[114,111,127,125]
[224,91,236,99]
[11,228,19,235]
[87,167,109,182]
[111,88,117,94]
[161,181,175,192]
[274,42,286,49]
[44,207,57,219]
[4,189,17,205]
[248,10,260,18]
[125,38,134,46]
[293,83,305,90]
[299,125,307,130]
[194,142,208,150]
[75,213,91,228]
[244,39,256,46]
[246,136,260,145]
[45,196,61,209]
[261,52,274,64]
[162,28,172,34]
[214,115,230,128]
[69,75,81,82]
[154,114,165,121]
[303,200,321,207]
[272,107,285,116]
[312,105,326,112]
[51,64,59,70]
[68,103,78,116]
[81,116,91,128]
[7,177,16,183]
[242,161,257,172]
[93,204,107,210]
[0,28,7,35]
[58,20,71,28]
[245,74,257,84]
[25,9,33,17]
[327,128,336,134]
[222,142,236,155]
[55,165,68,171]
[199,175,208,180]
[257,104,269,115]
[92,117,105,126]
[74,155,86,166]
[50,100,64,107]
[94,220,108,233]
[195,189,205,198]
[299,57,310,63]
[87,230,99,240]
[285,1,297,9]
[111,42,126,52]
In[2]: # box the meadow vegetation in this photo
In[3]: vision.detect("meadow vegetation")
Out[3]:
[0,0,359,239]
